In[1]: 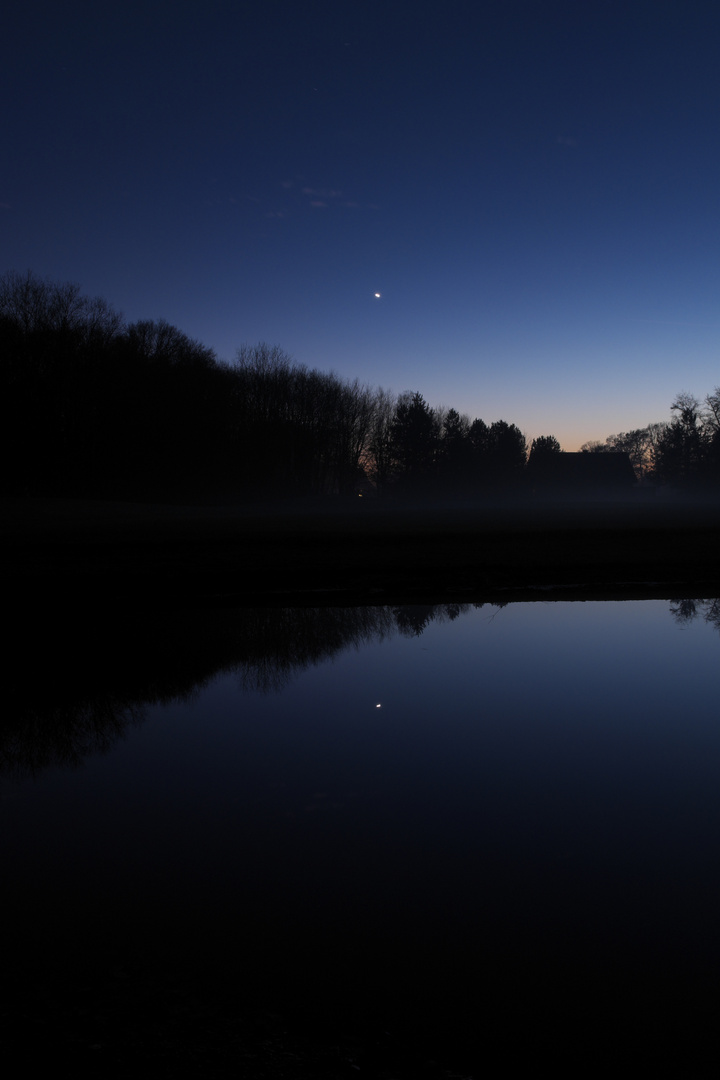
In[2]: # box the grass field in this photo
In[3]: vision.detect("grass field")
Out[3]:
[3,492,720,603]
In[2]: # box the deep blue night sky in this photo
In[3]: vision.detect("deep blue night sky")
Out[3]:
[3,0,720,448]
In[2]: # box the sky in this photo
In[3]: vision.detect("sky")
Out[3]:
[3,0,720,450]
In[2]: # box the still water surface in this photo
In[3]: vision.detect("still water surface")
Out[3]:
[5,598,720,1057]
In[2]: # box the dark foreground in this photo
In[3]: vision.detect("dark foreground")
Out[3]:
[3,492,720,604]
[10,944,718,1077]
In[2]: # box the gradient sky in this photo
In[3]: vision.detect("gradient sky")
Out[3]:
[3,0,720,449]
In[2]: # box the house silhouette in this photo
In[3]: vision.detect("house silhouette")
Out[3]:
[527,451,636,492]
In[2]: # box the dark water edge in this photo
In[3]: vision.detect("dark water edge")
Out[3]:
[7,862,719,1077]
[7,825,720,1079]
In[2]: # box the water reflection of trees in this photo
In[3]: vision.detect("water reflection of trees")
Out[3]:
[391,602,468,637]
[2,602,476,776]
[1,698,144,775]
[669,598,720,631]
[236,605,397,692]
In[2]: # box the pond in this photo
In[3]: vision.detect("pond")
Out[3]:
[4,597,720,1069]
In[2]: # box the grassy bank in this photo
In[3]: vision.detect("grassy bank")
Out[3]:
[3,493,720,604]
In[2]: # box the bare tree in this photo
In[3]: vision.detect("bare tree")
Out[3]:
[365,386,396,491]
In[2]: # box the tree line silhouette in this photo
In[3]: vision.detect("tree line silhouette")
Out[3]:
[2,270,717,500]
[580,390,720,487]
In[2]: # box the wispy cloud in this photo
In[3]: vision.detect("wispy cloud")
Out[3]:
[301,187,342,199]
[260,178,374,219]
